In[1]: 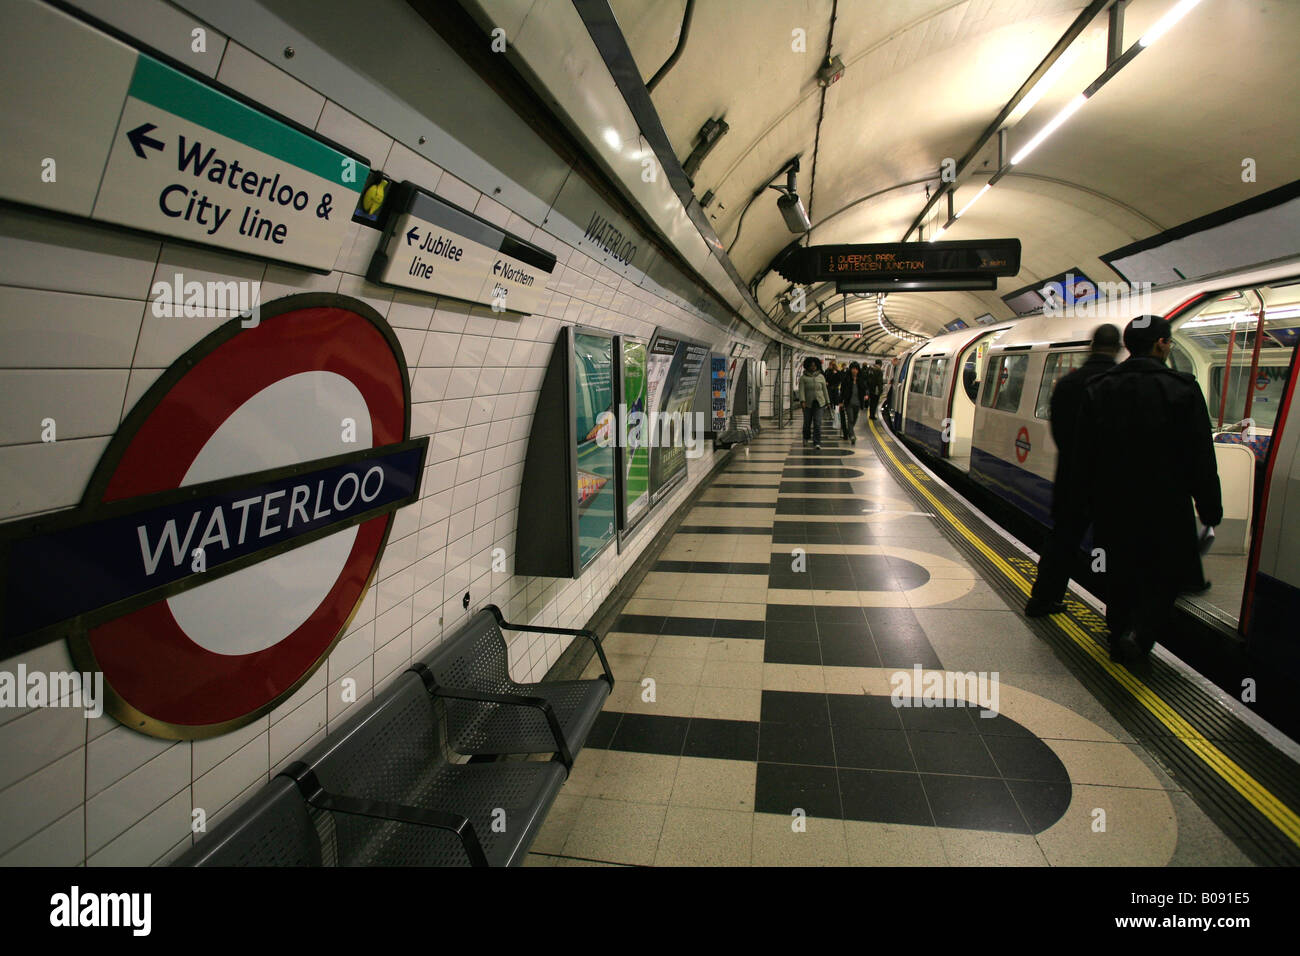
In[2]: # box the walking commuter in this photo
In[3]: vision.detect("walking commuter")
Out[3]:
[1073,316,1223,665]
[841,361,865,443]
[864,360,885,419]
[824,360,842,435]
[1024,324,1121,618]
[799,357,829,449]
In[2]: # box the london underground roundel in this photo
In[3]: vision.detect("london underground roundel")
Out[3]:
[0,294,428,739]
[1015,426,1031,463]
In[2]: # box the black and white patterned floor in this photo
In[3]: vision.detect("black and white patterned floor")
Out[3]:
[525,423,1251,866]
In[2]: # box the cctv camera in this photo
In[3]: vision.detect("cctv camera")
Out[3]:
[778,192,811,233]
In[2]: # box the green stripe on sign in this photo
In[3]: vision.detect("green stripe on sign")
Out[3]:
[128,55,366,192]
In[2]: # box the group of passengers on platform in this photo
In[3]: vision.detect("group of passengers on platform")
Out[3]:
[1026,316,1223,666]
[798,357,885,448]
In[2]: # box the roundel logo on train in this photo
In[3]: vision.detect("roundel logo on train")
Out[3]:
[0,294,428,739]
[1015,426,1032,463]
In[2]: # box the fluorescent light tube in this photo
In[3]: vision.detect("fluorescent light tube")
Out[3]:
[1140,0,1204,48]
[1011,93,1087,165]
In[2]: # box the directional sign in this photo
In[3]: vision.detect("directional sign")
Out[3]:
[801,322,862,334]
[0,294,427,739]
[775,239,1021,286]
[368,181,556,314]
[2,7,369,270]
[92,55,366,270]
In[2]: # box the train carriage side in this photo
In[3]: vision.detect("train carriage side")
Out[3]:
[957,256,1300,640]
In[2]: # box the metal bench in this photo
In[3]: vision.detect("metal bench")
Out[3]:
[175,669,568,867]
[172,776,323,866]
[413,605,614,772]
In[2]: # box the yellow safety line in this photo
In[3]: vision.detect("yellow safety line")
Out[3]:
[868,420,1300,846]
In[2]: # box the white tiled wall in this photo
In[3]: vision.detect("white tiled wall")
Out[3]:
[0,6,767,866]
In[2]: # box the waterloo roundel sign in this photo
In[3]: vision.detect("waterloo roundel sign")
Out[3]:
[0,294,427,738]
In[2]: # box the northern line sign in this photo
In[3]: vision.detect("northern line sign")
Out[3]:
[368,180,557,314]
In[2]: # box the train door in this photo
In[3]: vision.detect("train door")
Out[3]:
[946,327,1009,470]
[1031,348,1089,473]
[904,356,935,450]
[1171,278,1300,630]
[893,350,916,431]
[970,347,1053,522]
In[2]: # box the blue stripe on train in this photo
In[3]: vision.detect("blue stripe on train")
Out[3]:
[970,446,1055,527]
[904,415,944,456]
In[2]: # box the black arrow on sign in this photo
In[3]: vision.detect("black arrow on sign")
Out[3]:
[405,227,419,246]
[127,122,165,159]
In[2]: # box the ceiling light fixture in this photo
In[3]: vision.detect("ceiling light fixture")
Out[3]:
[1007,40,1086,124]
[955,182,992,219]
[1010,93,1087,165]
[922,0,1204,243]
[1140,0,1204,47]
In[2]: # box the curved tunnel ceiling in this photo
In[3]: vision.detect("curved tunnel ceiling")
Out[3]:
[609,0,1300,354]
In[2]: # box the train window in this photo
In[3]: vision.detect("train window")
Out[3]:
[1167,340,1196,377]
[961,352,982,401]
[909,358,930,394]
[1210,363,1291,431]
[979,361,998,407]
[981,354,1029,412]
[926,357,948,397]
[1034,351,1088,420]
[1174,281,1300,436]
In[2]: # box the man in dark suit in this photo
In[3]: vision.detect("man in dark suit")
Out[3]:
[1074,316,1222,664]
[1024,324,1121,618]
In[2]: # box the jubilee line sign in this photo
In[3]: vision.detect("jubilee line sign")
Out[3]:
[368,180,557,314]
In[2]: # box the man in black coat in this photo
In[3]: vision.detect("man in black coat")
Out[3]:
[864,360,885,419]
[1025,324,1121,618]
[1073,315,1222,665]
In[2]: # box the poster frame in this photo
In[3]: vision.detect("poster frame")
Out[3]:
[514,323,618,578]
[646,327,711,506]
[571,325,619,574]
[614,333,653,548]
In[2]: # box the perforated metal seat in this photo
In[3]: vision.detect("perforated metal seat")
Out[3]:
[417,607,613,766]
[176,671,565,867]
[302,672,565,867]
[173,776,322,867]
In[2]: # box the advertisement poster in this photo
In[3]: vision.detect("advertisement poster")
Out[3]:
[711,354,728,432]
[645,334,678,425]
[621,338,650,529]
[572,331,616,569]
[651,337,708,502]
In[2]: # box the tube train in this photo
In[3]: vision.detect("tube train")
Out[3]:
[882,256,1300,665]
